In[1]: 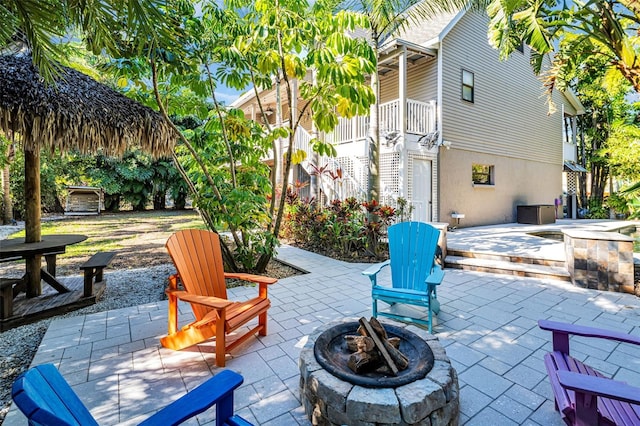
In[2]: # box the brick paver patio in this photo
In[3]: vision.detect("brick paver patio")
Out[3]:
[4,243,640,425]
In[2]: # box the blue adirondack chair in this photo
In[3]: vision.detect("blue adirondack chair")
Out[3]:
[362,221,444,333]
[12,364,253,426]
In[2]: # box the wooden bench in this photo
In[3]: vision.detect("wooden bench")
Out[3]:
[0,278,22,319]
[539,319,640,426]
[12,363,254,426]
[79,252,116,297]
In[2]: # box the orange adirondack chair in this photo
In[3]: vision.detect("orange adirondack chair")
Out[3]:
[161,229,277,367]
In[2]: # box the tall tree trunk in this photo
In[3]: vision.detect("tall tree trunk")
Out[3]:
[153,191,166,210]
[591,162,608,203]
[2,143,13,224]
[368,60,380,203]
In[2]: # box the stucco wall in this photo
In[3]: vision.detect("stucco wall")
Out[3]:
[437,149,562,227]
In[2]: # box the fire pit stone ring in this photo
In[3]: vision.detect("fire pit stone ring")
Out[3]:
[299,318,459,425]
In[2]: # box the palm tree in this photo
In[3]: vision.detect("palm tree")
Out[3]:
[484,0,640,95]
[341,0,467,204]
[0,0,176,82]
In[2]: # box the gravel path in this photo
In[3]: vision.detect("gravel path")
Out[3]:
[0,223,173,423]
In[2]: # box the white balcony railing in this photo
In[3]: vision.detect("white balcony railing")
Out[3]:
[326,99,436,144]
[407,99,436,135]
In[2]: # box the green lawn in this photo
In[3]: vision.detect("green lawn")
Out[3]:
[7,210,206,272]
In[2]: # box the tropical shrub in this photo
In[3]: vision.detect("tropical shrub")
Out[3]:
[282,194,399,259]
[606,193,630,217]
[585,198,609,219]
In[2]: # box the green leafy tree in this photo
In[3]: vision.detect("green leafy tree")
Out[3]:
[9,149,67,219]
[88,151,155,211]
[115,0,377,272]
[151,157,187,210]
[64,149,181,212]
[0,135,14,224]
[565,49,640,216]
[621,181,640,219]
[484,0,640,97]
[0,0,178,82]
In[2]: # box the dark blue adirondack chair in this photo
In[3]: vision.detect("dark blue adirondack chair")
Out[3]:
[362,221,444,333]
[12,364,253,426]
[539,320,640,426]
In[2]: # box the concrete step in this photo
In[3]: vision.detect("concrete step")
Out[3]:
[446,248,565,268]
[445,255,571,282]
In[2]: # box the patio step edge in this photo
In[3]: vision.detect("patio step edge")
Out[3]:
[445,255,571,281]
[446,248,566,268]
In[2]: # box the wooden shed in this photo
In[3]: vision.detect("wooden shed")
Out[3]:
[65,186,104,215]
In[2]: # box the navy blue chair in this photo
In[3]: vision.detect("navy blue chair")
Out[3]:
[12,364,253,426]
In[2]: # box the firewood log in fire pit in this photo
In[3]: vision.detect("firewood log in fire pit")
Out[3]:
[345,317,409,375]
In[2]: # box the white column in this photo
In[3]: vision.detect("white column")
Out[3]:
[399,47,407,136]
[398,47,407,199]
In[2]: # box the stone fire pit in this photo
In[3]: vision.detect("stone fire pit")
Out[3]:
[299,318,459,425]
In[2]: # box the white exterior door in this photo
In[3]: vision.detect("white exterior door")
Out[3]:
[411,158,432,222]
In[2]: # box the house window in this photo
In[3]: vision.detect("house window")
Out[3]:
[472,164,494,185]
[462,70,474,102]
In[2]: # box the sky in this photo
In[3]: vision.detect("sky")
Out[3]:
[216,86,243,105]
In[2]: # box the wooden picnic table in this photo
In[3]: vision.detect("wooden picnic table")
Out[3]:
[0,234,87,297]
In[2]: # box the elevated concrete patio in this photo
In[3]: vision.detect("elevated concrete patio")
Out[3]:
[4,225,640,425]
[446,219,640,286]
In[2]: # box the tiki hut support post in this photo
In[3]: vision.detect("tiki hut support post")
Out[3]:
[0,54,177,298]
[24,145,42,296]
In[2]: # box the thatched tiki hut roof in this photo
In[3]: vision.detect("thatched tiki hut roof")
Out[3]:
[0,54,178,296]
[0,54,176,158]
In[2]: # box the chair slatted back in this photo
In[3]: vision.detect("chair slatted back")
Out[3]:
[12,364,99,426]
[388,221,440,292]
[166,229,228,321]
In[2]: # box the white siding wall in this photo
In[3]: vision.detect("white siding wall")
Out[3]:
[437,11,575,226]
[379,58,437,104]
[408,59,438,103]
[440,11,566,164]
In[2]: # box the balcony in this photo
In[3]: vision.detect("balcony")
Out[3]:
[326,99,436,144]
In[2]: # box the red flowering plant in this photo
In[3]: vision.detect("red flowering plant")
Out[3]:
[282,195,396,260]
[376,205,396,225]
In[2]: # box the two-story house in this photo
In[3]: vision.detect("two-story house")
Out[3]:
[232,9,584,227]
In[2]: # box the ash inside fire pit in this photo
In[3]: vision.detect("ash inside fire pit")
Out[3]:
[314,320,434,388]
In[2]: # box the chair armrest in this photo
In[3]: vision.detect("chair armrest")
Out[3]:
[139,370,245,426]
[168,290,234,310]
[362,260,390,286]
[539,320,640,346]
[426,264,444,285]
[167,273,181,290]
[224,273,277,285]
[557,370,640,405]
